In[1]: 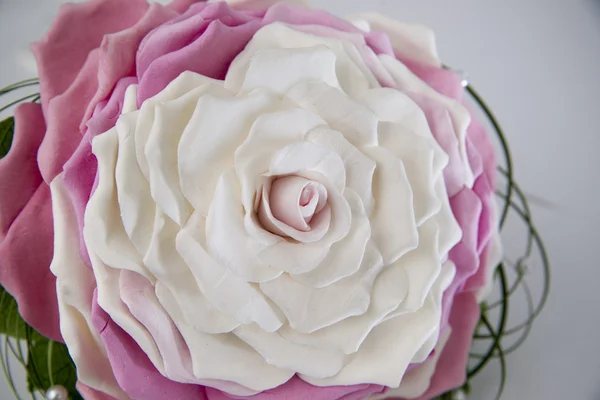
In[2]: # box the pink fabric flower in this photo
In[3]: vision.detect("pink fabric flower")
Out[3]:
[0,0,499,399]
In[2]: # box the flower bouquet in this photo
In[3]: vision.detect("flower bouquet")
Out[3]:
[0,1,549,399]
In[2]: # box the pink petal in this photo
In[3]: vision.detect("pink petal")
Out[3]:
[136,2,243,79]
[0,103,45,239]
[119,270,195,381]
[206,375,384,400]
[169,0,206,14]
[473,176,494,254]
[0,103,61,341]
[63,77,137,268]
[464,178,495,293]
[465,232,498,293]
[92,290,208,400]
[81,3,177,130]
[264,3,358,34]
[37,49,100,183]
[440,188,483,329]
[76,382,119,400]
[397,57,464,101]
[31,0,150,114]
[405,292,480,400]
[411,94,468,197]
[464,104,497,185]
[137,3,262,102]
[0,183,61,342]
[265,3,395,55]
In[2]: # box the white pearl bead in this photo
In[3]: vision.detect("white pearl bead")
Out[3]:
[46,385,68,400]
[447,68,469,87]
[457,70,469,88]
[452,389,468,400]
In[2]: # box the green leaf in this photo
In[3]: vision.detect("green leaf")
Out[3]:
[0,116,14,159]
[26,327,82,400]
[0,285,27,339]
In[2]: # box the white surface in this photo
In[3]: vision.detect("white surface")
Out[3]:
[1,0,599,399]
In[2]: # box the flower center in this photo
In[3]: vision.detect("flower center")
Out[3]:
[298,182,327,225]
[258,175,330,240]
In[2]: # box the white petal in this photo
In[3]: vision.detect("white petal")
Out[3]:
[278,238,409,356]
[305,127,376,214]
[261,240,384,333]
[178,90,277,217]
[178,204,284,332]
[435,177,463,258]
[226,23,379,96]
[134,71,220,179]
[149,278,293,393]
[287,80,379,148]
[360,87,445,165]
[301,263,454,388]
[115,112,155,255]
[163,313,294,392]
[145,88,209,226]
[369,328,452,400]
[256,239,330,276]
[49,175,128,400]
[269,141,346,193]
[386,219,443,317]
[378,122,444,226]
[121,84,138,113]
[288,24,398,89]
[281,218,451,356]
[350,18,371,33]
[379,54,474,188]
[409,322,440,364]
[89,250,165,374]
[144,211,239,333]
[234,107,326,213]
[119,270,195,383]
[239,46,341,93]
[86,129,153,280]
[153,284,259,397]
[349,13,441,67]
[362,146,418,265]
[204,170,282,282]
[234,324,345,378]
[293,189,371,288]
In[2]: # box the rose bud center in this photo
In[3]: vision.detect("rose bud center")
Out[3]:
[258,175,330,241]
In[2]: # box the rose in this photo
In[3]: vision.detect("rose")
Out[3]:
[56,17,461,397]
[0,1,500,399]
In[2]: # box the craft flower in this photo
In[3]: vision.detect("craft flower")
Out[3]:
[0,1,500,399]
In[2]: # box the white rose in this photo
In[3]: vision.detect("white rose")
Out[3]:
[51,22,462,396]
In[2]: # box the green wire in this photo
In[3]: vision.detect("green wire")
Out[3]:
[467,262,509,378]
[0,93,40,113]
[47,340,54,387]
[480,314,507,400]
[0,79,39,96]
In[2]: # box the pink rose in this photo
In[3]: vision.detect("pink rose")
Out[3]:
[0,1,500,399]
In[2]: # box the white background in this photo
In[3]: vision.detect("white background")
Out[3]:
[1,0,599,399]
